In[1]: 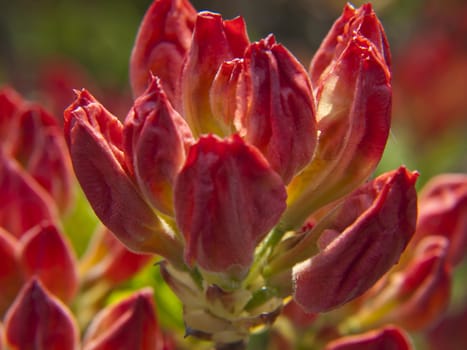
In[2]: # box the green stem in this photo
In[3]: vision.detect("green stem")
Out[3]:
[243,224,288,287]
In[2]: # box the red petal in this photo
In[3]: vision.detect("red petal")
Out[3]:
[293,167,418,313]
[174,135,286,276]
[0,229,22,316]
[83,288,163,350]
[209,58,243,133]
[19,223,78,303]
[310,3,391,85]
[181,12,250,136]
[130,0,196,102]
[0,86,24,154]
[4,279,79,350]
[324,326,412,350]
[284,34,392,229]
[124,77,193,216]
[64,90,183,261]
[238,35,317,183]
[0,153,59,239]
[15,105,73,212]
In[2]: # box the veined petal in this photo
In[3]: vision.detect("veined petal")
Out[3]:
[124,77,193,216]
[209,58,243,134]
[4,279,79,350]
[181,12,250,136]
[64,90,183,262]
[310,3,390,86]
[283,34,391,229]
[174,135,286,277]
[130,0,196,102]
[292,167,418,313]
[238,35,317,183]
[19,223,78,304]
[83,288,163,350]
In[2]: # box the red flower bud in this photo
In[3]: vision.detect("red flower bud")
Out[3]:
[237,35,317,184]
[4,279,79,350]
[175,135,286,277]
[0,152,59,239]
[130,0,196,102]
[64,89,183,263]
[324,326,412,350]
[181,12,249,136]
[19,223,78,304]
[124,76,193,216]
[292,167,418,313]
[14,104,73,212]
[284,31,392,229]
[0,87,73,213]
[83,288,164,350]
[310,3,391,85]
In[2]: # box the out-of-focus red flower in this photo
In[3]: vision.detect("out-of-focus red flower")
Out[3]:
[412,174,467,266]
[393,2,467,141]
[428,301,467,350]
[353,236,451,332]
[0,222,78,315]
[0,87,24,154]
[0,151,59,238]
[0,228,22,316]
[19,223,78,304]
[82,288,164,350]
[79,226,152,286]
[3,279,79,350]
[130,0,196,103]
[38,58,133,123]
[0,86,74,214]
[324,326,412,350]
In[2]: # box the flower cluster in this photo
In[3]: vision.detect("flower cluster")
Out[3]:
[64,0,418,347]
[1,0,466,349]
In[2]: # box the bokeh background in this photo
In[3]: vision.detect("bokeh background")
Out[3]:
[1,1,466,349]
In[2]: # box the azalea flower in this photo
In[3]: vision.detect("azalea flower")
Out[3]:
[63,0,419,348]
